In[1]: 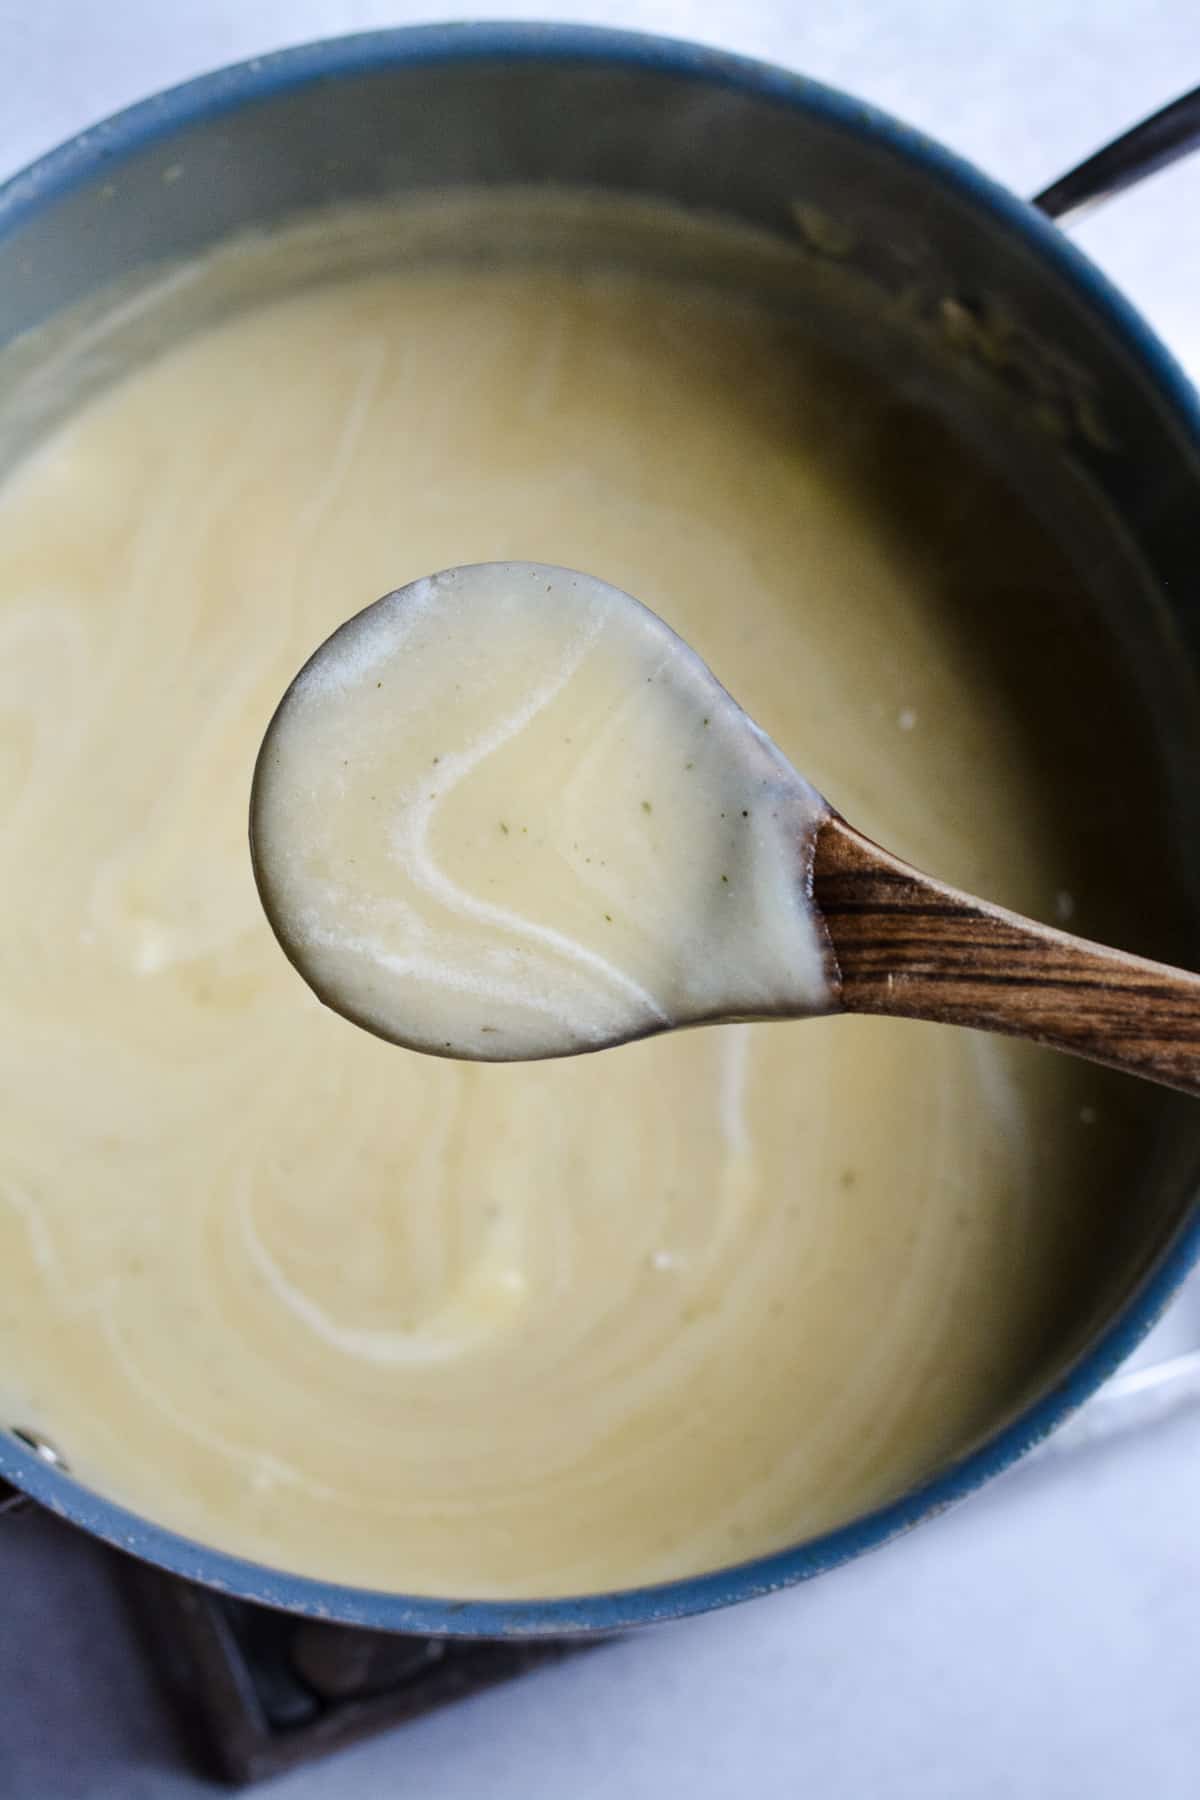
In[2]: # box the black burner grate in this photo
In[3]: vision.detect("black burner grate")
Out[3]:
[121,1557,593,1786]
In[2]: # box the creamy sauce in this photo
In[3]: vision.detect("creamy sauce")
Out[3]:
[0,245,1163,1598]
[251,562,830,1059]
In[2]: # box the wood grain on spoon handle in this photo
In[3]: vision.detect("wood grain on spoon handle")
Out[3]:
[812,811,1200,1099]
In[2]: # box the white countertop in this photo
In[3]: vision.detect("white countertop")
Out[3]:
[3,4,1200,1796]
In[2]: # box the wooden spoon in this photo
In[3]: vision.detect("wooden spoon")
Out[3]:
[251,562,1200,1094]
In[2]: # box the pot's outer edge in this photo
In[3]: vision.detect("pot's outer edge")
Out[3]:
[1,20,1199,1639]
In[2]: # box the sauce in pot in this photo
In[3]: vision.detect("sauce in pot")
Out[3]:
[0,239,1163,1597]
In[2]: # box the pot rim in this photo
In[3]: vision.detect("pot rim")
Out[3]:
[2,19,1199,1639]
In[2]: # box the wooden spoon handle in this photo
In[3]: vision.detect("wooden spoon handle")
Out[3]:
[812,812,1200,1098]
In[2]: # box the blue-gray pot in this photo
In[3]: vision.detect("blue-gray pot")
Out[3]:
[1,23,1198,1639]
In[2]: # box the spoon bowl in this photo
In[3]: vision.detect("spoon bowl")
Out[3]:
[250,562,832,1061]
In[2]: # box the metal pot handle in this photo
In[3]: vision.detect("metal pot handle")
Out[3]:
[1034,84,1200,223]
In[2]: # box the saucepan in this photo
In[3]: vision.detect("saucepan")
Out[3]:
[0,24,1199,1638]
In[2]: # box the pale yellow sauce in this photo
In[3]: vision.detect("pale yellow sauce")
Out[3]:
[251,562,830,1059]
[0,249,1157,1598]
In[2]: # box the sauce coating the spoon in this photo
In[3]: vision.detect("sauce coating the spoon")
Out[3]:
[251,563,832,1060]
